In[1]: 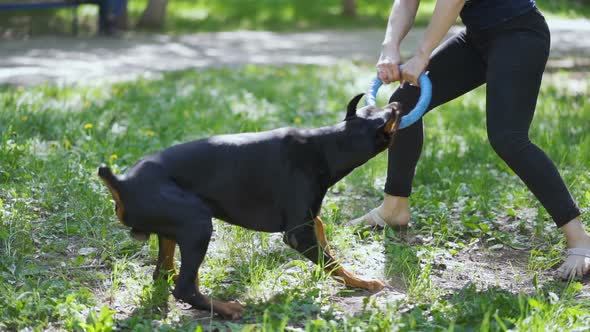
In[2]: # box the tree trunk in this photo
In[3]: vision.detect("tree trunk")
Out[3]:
[342,0,357,17]
[137,0,169,29]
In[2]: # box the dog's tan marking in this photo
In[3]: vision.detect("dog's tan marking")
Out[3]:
[330,265,385,291]
[313,217,385,291]
[154,237,177,280]
[206,296,245,320]
[384,109,401,134]
[193,272,244,319]
[98,174,125,223]
[313,217,330,248]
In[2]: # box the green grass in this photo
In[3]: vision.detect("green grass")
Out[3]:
[1,0,588,36]
[1,64,589,330]
[536,0,590,19]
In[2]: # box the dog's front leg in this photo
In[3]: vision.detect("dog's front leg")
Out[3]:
[283,217,385,291]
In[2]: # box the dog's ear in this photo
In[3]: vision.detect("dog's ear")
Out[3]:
[344,93,365,120]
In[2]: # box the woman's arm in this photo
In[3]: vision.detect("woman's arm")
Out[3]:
[402,0,465,85]
[378,0,420,84]
[383,0,420,49]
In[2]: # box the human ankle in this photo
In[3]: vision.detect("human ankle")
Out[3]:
[561,217,590,247]
[378,195,410,224]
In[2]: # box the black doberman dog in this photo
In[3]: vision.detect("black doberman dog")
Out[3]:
[98,94,401,319]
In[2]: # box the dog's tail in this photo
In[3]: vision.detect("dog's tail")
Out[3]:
[98,166,126,223]
[98,166,122,190]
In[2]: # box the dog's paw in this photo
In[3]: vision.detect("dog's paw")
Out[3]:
[217,301,245,320]
[365,279,386,292]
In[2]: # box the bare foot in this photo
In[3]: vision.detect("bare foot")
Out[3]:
[557,217,590,279]
[347,195,410,227]
[557,247,590,279]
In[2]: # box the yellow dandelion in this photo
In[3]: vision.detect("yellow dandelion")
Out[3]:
[64,139,71,149]
[84,123,93,130]
[146,129,155,137]
[294,117,302,124]
[109,154,118,161]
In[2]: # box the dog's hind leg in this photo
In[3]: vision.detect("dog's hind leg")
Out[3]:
[153,236,177,281]
[167,197,244,320]
[283,217,385,291]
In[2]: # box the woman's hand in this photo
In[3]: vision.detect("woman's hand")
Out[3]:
[379,0,420,84]
[401,51,429,86]
[376,48,402,84]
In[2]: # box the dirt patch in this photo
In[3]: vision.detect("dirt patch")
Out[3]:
[331,288,406,316]
[432,247,542,293]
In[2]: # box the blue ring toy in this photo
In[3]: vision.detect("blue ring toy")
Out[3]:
[366,72,432,129]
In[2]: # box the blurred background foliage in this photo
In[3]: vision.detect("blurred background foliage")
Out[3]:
[0,0,588,37]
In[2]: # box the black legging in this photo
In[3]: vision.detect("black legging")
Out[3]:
[385,8,580,227]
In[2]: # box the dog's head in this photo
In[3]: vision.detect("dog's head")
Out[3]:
[342,93,402,155]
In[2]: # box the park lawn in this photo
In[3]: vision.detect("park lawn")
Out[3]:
[0,64,589,331]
